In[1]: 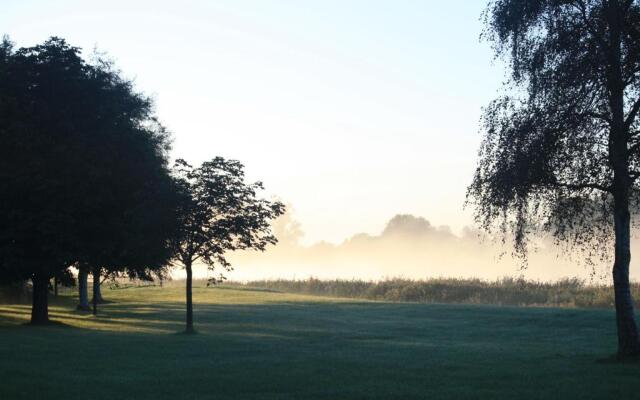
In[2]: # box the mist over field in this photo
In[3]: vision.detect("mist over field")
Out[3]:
[7,1,640,395]
[178,211,640,283]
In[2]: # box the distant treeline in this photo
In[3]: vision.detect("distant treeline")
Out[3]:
[229,278,640,309]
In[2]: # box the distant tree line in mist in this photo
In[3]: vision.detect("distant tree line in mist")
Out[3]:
[233,212,633,282]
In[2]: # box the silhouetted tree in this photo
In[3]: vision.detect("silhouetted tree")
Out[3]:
[0,37,90,323]
[468,0,640,357]
[69,50,177,315]
[170,158,284,333]
[0,36,176,323]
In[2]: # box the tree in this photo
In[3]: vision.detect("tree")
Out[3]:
[0,36,176,323]
[170,158,284,333]
[468,0,640,357]
[271,204,304,247]
[77,264,91,311]
[66,50,178,316]
[0,37,92,323]
[52,269,74,297]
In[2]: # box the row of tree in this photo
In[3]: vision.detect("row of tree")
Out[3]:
[0,36,283,332]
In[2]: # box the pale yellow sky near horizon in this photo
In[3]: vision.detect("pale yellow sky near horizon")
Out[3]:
[2,1,506,246]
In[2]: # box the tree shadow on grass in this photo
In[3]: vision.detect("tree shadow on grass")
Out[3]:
[0,295,628,362]
[0,311,76,330]
[213,285,283,294]
[3,297,405,340]
[596,354,640,364]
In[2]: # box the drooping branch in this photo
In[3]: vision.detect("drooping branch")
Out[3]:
[570,0,608,51]
[625,96,640,129]
[554,181,613,193]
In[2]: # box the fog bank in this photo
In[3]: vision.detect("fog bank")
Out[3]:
[175,212,637,283]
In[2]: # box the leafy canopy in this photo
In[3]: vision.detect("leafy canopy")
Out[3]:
[468,0,640,260]
[0,36,176,282]
[170,158,285,282]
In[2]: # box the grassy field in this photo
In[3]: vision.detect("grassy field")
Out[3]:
[1,284,639,399]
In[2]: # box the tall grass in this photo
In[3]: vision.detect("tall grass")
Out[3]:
[228,277,640,308]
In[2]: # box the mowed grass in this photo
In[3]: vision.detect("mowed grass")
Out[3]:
[1,285,639,399]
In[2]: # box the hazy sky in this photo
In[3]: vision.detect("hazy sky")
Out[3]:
[3,1,505,244]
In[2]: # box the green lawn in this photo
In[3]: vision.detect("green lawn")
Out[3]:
[0,285,639,399]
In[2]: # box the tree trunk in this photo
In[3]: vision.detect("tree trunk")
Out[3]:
[91,267,104,303]
[30,271,49,325]
[606,0,640,358]
[17,280,28,303]
[77,266,90,311]
[92,267,103,316]
[612,199,640,357]
[185,261,195,333]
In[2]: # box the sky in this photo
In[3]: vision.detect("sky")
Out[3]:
[2,0,505,245]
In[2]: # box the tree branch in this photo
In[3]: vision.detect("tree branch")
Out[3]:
[585,111,612,124]
[571,0,608,51]
[629,140,640,155]
[555,181,612,193]
[625,97,640,130]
